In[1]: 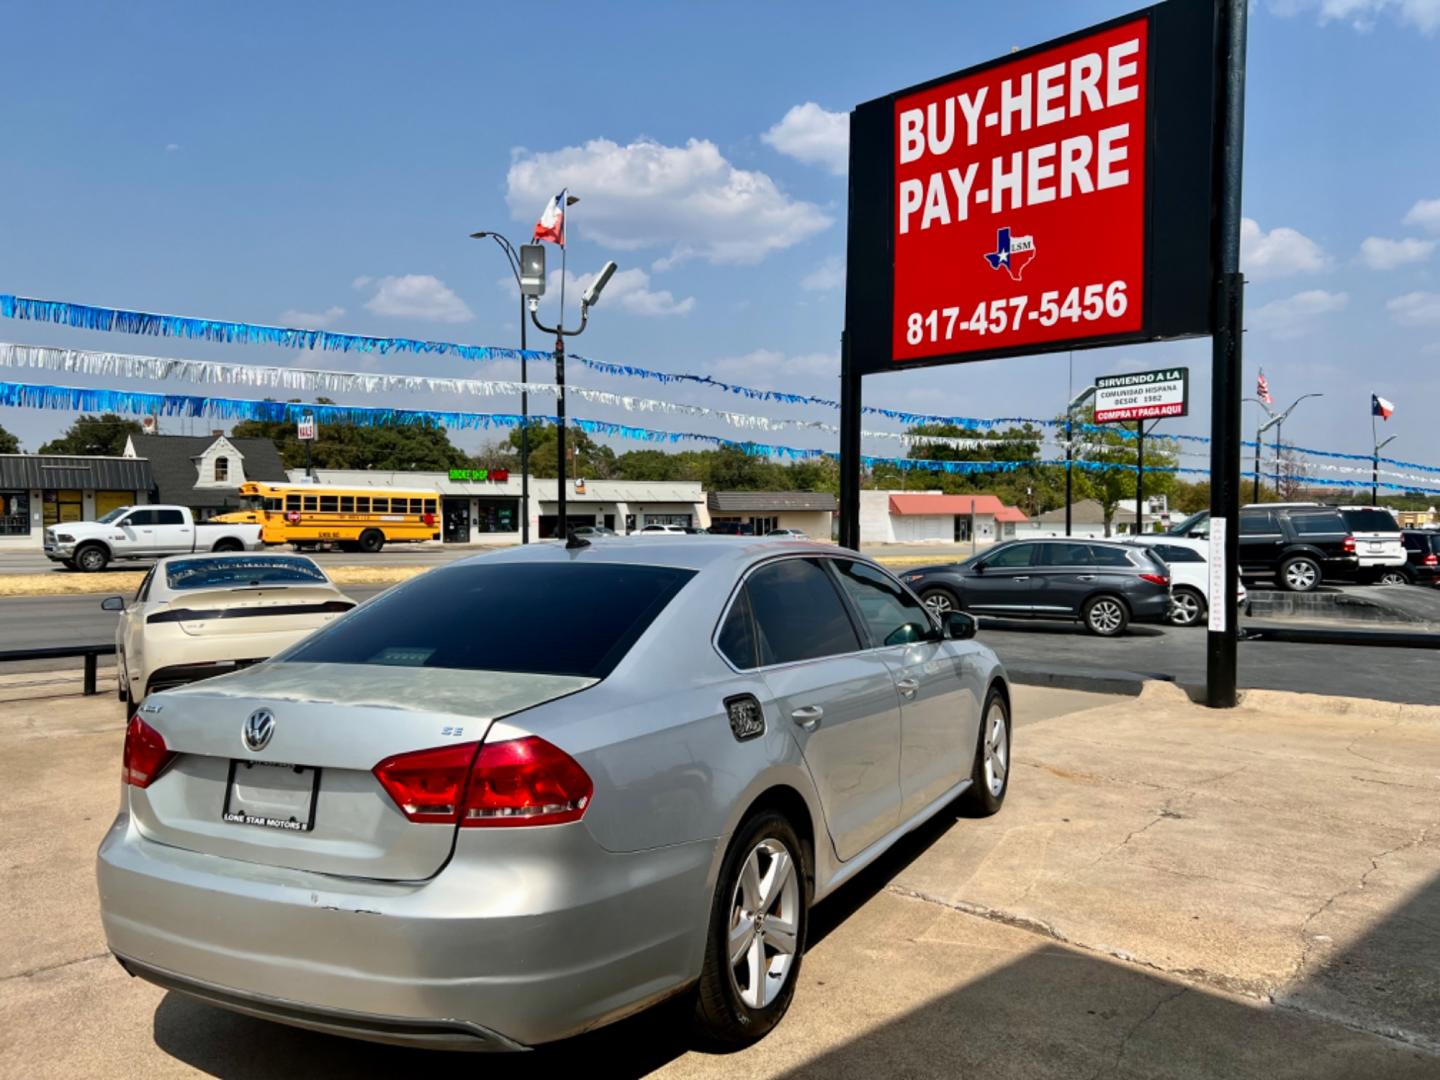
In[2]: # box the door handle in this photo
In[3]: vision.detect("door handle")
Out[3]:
[1012,576,1030,582]
[790,705,823,730]
[1077,575,1096,581]
[895,677,919,698]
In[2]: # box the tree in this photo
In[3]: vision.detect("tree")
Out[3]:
[39,414,143,456]
[231,400,468,472]
[500,424,617,479]
[1072,410,1179,535]
[0,423,19,454]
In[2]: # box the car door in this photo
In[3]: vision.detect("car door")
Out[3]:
[964,542,1040,615]
[121,567,156,696]
[1031,541,1098,617]
[150,507,194,552]
[829,558,981,819]
[737,557,903,862]
[1238,509,1284,574]
[115,508,157,553]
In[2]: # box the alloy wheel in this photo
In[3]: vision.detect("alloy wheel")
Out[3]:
[983,700,1009,798]
[1170,591,1202,626]
[1088,599,1123,634]
[1379,571,1409,586]
[727,838,801,1010]
[922,591,954,617]
[1285,561,1318,591]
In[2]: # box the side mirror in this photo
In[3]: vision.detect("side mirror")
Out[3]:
[944,611,977,640]
[100,596,125,612]
[971,561,986,574]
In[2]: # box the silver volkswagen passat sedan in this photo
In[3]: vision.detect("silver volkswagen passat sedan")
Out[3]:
[97,538,1012,1051]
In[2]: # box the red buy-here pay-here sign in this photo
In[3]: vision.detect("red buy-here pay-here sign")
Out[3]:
[892,18,1148,361]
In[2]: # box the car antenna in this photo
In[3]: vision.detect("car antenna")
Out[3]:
[566,529,591,550]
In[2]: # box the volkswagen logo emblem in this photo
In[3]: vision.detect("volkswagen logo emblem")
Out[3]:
[243,708,276,753]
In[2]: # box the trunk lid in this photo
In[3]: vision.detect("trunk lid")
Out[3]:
[150,585,355,638]
[128,661,596,880]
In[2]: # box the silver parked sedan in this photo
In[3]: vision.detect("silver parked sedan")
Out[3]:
[97,538,1011,1051]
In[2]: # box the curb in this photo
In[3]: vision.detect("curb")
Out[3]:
[1242,625,1440,649]
[1005,663,1174,697]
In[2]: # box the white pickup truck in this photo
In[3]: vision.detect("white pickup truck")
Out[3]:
[44,505,264,572]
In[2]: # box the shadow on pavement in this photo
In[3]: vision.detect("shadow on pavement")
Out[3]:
[978,617,1167,638]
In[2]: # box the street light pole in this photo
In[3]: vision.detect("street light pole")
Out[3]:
[469,230,531,544]
[1243,397,1275,503]
[1261,393,1323,500]
[1373,430,1396,506]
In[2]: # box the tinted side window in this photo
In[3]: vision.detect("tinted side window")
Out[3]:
[1239,510,1279,534]
[831,560,936,648]
[155,509,185,526]
[717,586,758,669]
[746,559,861,666]
[1290,512,1346,536]
[1089,545,1136,568]
[1155,544,1204,563]
[1038,543,1093,567]
[985,543,1037,569]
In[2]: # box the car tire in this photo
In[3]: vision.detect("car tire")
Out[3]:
[75,544,109,573]
[1279,556,1321,593]
[211,538,243,553]
[1378,569,1411,586]
[959,684,1010,816]
[1168,587,1206,627]
[357,529,385,554]
[920,588,958,617]
[61,558,77,570]
[1082,594,1129,636]
[692,809,809,1049]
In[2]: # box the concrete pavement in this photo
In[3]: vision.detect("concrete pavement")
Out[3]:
[3,681,1438,1077]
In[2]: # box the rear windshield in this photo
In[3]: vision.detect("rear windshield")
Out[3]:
[1340,509,1400,533]
[166,556,328,590]
[283,562,696,679]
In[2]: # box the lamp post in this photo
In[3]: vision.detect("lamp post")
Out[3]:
[1243,396,1275,503]
[1373,433,1396,506]
[1264,393,1323,500]
[1064,385,1096,537]
[527,256,619,539]
[469,230,532,543]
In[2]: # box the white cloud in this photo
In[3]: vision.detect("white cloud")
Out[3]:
[800,255,845,292]
[356,274,473,323]
[1387,291,1440,325]
[710,348,837,380]
[506,137,831,266]
[279,305,345,328]
[1240,218,1331,279]
[762,103,849,175]
[1404,197,1440,233]
[1248,289,1349,338]
[1359,236,1436,269]
[1271,0,1440,32]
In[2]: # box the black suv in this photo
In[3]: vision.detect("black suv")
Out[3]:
[1168,507,1358,592]
[1396,530,1440,586]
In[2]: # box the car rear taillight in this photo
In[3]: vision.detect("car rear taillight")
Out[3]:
[1139,572,1170,587]
[373,736,592,828]
[1425,553,1438,567]
[1343,535,1357,553]
[122,715,175,788]
[373,742,481,823]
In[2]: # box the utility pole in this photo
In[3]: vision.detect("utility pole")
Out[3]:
[1373,427,1396,506]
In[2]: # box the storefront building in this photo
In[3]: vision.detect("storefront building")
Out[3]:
[706,491,837,537]
[302,469,708,544]
[0,454,154,548]
[859,490,1028,546]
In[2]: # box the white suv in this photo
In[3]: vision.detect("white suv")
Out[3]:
[1337,506,1407,578]
[1126,536,1248,627]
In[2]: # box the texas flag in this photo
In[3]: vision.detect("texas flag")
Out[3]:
[532,189,567,246]
[1372,393,1395,420]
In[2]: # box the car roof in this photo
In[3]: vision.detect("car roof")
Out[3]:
[454,536,851,574]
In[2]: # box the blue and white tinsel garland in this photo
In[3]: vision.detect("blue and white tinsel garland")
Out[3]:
[0,294,542,364]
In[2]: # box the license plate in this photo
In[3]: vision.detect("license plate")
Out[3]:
[1368,543,1383,552]
[222,760,320,832]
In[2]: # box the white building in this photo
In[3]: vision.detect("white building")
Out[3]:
[0,454,153,548]
[1016,498,1169,539]
[302,468,707,544]
[859,490,1028,546]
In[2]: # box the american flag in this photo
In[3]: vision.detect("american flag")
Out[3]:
[1256,369,1273,406]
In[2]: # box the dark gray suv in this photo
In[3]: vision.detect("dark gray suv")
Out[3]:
[898,538,1173,637]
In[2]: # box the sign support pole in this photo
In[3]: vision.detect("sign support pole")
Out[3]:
[1135,421,1145,536]
[839,331,862,551]
[1206,0,1248,708]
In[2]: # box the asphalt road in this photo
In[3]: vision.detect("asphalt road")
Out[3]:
[5,585,1437,704]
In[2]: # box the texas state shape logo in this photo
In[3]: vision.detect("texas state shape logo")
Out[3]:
[983,227,1037,282]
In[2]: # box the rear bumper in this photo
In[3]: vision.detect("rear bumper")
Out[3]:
[97,812,715,1047]
[1128,591,1173,624]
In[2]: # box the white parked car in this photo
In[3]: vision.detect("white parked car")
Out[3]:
[103,553,356,712]
[46,504,263,572]
[1336,506,1407,578]
[767,528,809,539]
[1125,536,1248,627]
[639,523,687,534]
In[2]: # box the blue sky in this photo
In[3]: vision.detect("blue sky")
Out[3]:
[1,0,1437,481]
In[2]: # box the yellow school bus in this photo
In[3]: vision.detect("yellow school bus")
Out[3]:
[215,481,441,552]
